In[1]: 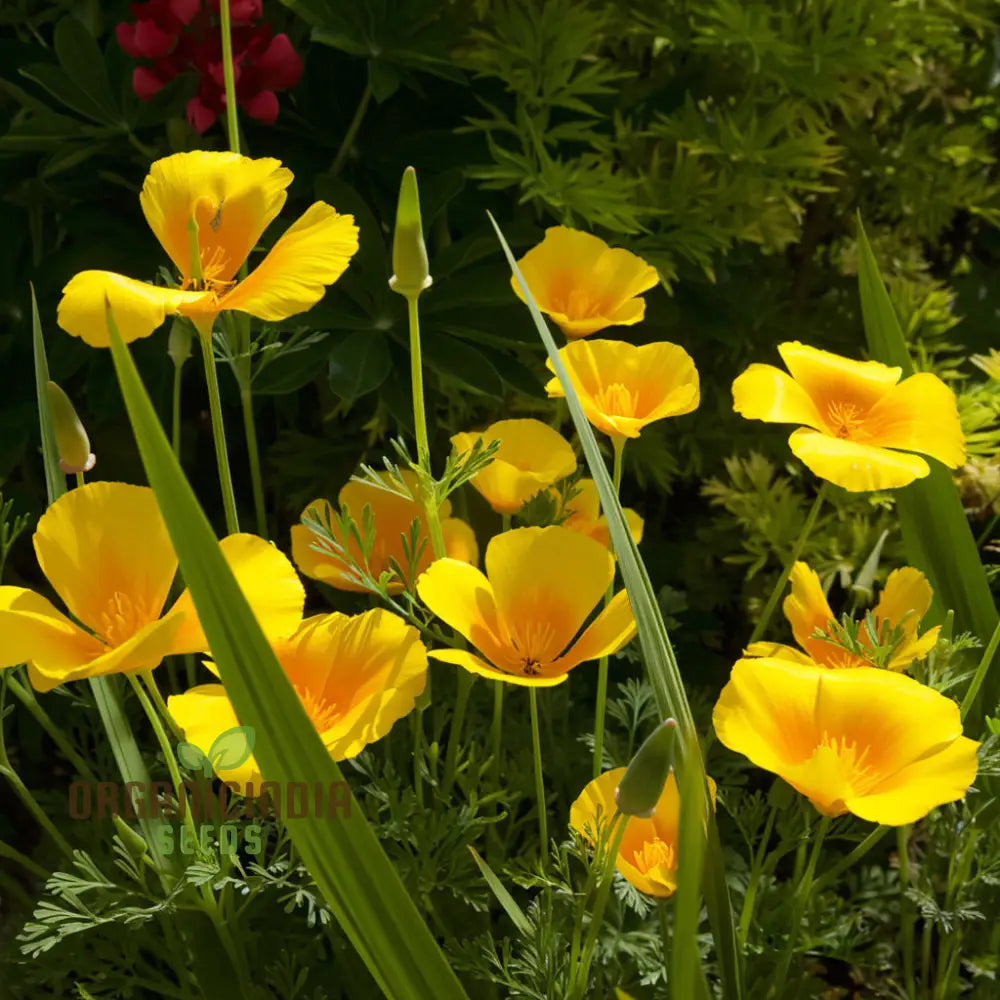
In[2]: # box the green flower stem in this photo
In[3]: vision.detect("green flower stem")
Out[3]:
[240,385,268,538]
[411,712,424,808]
[960,614,1000,720]
[737,798,778,950]
[769,815,831,998]
[0,837,49,881]
[199,330,240,534]
[218,0,241,155]
[593,436,625,778]
[529,688,548,859]
[749,482,828,645]
[141,670,182,741]
[6,674,97,783]
[441,671,474,795]
[810,825,887,896]
[331,81,372,177]
[570,810,628,1000]
[490,682,504,780]
[898,824,917,998]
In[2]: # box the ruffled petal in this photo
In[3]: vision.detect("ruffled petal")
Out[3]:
[219,202,359,321]
[782,561,837,662]
[732,363,827,430]
[875,567,934,630]
[788,428,930,491]
[140,151,292,281]
[58,271,209,347]
[0,587,99,673]
[777,342,901,410]
[549,590,636,674]
[429,648,566,687]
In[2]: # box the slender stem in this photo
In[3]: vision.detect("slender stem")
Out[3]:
[769,816,831,998]
[408,296,431,470]
[898,824,917,999]
[240,386,267,538]
[172,361,184,458]
[411,712,424,808]
[490,682,504,777]
[593,437,625,778]
[199,332,240,534]
[737,799,778,949]
[141,670,182,741]
[749,483,827,644]
[0,837,49,880]
[976,509,1000,549]
[331,82,372,177]
[960,615,1000,720]
[571,811,628,1000]
[8,676,98,783]
[441,671,474,794]
[218,0,241,155]
[529,688,548,858]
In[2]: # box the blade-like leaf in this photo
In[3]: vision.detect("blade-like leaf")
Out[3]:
[856,216,999,719]
[488,214,743,1000]
[107,317,469,1000]
[467,846,532,936]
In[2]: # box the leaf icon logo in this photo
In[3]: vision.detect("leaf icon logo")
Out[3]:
[176,726,255,778]
[176,741,211,776]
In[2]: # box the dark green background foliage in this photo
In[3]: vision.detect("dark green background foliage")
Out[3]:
[4,1,1000,997]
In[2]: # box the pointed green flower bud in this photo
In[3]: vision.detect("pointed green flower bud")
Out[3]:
[46,381,95,475]
[168,318,193,367]
[112,814,151,861]
[615,718,677,818]
[389,166,432,298]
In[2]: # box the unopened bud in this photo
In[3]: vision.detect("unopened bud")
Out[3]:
[112,814,150,860]
[168,318,193,367]
[389,166,432,298]
[615,719,677,818]
[46,381,95,475]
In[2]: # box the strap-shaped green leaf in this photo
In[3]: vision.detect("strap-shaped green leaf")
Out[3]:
[856,216,999,720]
[106,319,469,1000]
[488,215,743,1000]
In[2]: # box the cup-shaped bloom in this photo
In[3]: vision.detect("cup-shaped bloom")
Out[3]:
[416,526,636,687]
[57,151,359,346]
[511,227,659,338]
[545,340,699,440]
[451,419,577,515]
[168,609,427,784]
[0,482,303,692]
[713,657,979,824]
[570,768,716,897]
[732,341,965,491]
[291,471,477,594]
[746,561,940,671]
[560,478,644,549]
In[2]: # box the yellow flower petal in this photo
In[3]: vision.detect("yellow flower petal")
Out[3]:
[442,517,479,565]
[777,342,901,411]
[452,419,577,514]
[168,684,261,786]
[33,482,177,641]
[563,479,644,548]
[545,340,699,439]
[429,648,567,687]
[713,657,979,823]
[219,202,359,322]
[731,363,826,430]
[863,373,966,469]
[140,151,292,282]
[551,589,636,672]
[165,533,304,653]
[513,227,659,338]
[416,559,510,667]
[782,561,840,666]
[788,428,930,491]
[485,527,613,664]
[0,587,99,674]
[874,567,934,631]
[30,614,185,692]
[57,271,210,347]
[742,641,814,664]
[889,625,941,672]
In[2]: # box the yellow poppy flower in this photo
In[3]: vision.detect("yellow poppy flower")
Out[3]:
[512,227,659,338]
[570,768,716,898]
[451,419,577,515]
[290,471,478,594]
[560,478,644,548]
[713,657,979,824]
[545,340,700,440]
[0,482,303,692]
[57,151,359,347]
[732,341,965,492]
[746,561,940,671]
[416,526,636,687]
[168,609,427,784]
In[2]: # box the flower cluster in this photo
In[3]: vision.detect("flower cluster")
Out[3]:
[116,0,303,134]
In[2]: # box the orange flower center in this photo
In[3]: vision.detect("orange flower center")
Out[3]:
[295,685,341,732]
[554,286,601,319]
[815,731,878,794]
[595,382,639,418]
[97,591,153,647]
[633,837,675,875]
[181,244,236,295]
[507,616,560,674]
[825,400,869,440]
